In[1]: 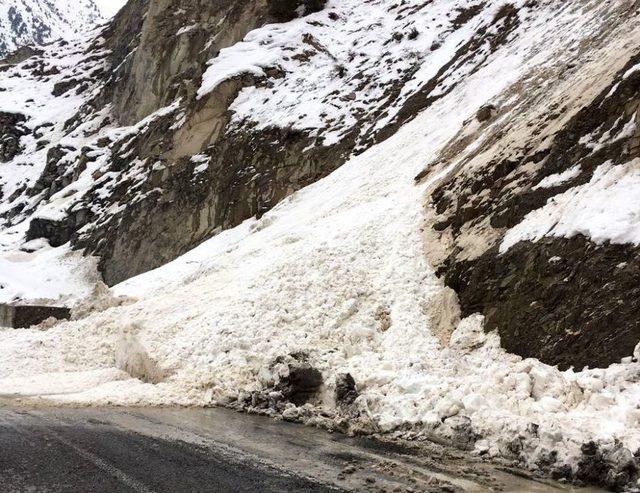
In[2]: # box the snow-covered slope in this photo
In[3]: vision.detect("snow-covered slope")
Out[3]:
[1,0,640,488]
[94,0,128,17]
[0,0,102,58]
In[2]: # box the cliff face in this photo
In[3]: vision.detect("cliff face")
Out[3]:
[1,0,539,286]
[422,21,640,370]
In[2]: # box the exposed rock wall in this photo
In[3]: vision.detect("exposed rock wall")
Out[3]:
[72,0,533,284]
[423,19,640,369]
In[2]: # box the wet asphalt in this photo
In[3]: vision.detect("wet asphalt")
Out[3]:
[0,406,605,493]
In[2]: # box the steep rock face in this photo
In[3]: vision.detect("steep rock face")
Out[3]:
[422,11,640,369]
[109,0,270,124]
[72,0,345,283]
[0,0,102,58]
[1,0,545,286]
[84,0,531,284]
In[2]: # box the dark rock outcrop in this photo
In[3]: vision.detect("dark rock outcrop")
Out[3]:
[268,0,327,22]
[26,217,74,248]
[0,112,28,162]
[0,46,42,66]
[441,236,640,370]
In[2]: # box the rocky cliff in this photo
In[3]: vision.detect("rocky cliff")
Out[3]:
[422,19,640,370]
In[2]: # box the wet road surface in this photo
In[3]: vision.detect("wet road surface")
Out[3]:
[0,405,604,492]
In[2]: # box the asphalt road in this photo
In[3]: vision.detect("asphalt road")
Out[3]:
[0,406,604,493]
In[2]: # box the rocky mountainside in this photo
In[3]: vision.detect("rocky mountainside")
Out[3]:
[1,0,640,489]
[0,0,102,59]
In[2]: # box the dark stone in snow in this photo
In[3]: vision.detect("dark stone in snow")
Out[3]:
[476,104,497,122]
[26,217,72,247]
[276,358,323,406]
[551,464,573,481]
[0,111,28,162]
[268,0,327,22]
[335,373,358,405]
[576,442,639,491]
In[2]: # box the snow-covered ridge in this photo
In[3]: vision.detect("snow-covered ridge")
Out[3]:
[0,0,103,59]
[200,0,520,148]
[0,31,110,303]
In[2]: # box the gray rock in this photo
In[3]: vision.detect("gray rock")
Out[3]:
[335,373,358,405]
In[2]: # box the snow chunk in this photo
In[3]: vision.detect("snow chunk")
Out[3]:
[197,40,281,99]
[532,165,581,190]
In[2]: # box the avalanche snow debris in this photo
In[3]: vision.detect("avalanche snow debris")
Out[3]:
[0,0,639,488]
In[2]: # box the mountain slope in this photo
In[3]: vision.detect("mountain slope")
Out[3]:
[0,0,640,488]
[0,0,102,58]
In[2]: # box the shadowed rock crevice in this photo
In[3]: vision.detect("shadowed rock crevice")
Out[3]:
[0,112,28,163]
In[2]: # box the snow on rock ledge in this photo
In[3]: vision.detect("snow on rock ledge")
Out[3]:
[500,159,640,253]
